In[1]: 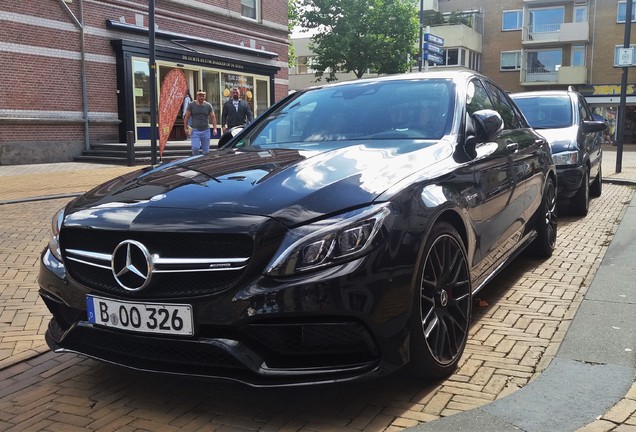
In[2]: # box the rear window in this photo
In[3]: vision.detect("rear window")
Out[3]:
[512,95,572,129]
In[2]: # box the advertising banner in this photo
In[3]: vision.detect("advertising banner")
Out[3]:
[158,69,188,157]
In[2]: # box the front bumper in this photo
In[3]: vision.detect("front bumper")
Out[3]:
[38,247,415,387]
[556,164,585,199]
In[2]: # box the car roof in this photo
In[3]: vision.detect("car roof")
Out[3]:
[510,90,578,99]
[301,70,487,92]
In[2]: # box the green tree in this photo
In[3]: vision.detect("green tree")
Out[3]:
[298,0,418,81]
[289,0,300,67]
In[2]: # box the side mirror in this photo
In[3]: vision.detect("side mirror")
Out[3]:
[581,120,607,134]
[217,126,244,148]
[471,109,504,140]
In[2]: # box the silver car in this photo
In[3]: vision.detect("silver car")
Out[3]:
[511,89,607,216]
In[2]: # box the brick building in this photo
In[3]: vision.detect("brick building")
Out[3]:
[0,0,289,165]
[423,0,635,143]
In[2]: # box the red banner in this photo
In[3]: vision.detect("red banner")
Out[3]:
[158,69,188,157]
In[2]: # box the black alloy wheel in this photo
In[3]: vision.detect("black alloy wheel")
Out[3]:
[529,176,558,258]
[571,168,590,216]
[408,222,472,379]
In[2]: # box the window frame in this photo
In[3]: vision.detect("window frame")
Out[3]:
[528,6,565,33]
[502,10,523,31]
[618,1,636,23]
[240,0,259,21]
[571,45,586,67]
[500,51,522,71]
[574,4,588,23]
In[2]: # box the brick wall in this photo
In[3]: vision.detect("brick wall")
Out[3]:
[0,0,289,164]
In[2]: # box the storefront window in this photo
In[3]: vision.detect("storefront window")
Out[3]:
[130,58,271,142]
[256,79,268,117]
[221,73,255,115]
[202,71,221,121]
[133,60,150,124]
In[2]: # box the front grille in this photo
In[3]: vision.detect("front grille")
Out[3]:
[61,228,253,298]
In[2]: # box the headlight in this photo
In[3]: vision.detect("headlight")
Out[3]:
[265,203,394,277]
[48,207,65,261]
[552,150,579,166]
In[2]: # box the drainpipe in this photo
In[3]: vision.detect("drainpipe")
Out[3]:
[59,0,90,151]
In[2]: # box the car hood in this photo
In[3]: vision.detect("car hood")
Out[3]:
[67,140,453,227]
[534,126,579,153]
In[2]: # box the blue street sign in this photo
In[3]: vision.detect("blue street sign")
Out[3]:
[424,52,444,65]
[424,42,444,55]
[424,33,444,46]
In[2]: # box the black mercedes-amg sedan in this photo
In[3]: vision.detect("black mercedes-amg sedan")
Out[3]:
[39,71,557,386]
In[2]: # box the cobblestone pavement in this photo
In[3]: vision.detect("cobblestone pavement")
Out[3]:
[0,147,635,431]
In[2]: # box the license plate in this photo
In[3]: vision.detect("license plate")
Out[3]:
[86,295,193,336]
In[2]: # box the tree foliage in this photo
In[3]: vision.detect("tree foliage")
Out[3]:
[298,0,418,81]
[288,0,301,67]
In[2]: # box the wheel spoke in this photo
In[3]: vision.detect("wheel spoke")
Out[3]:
[420,233,471,365]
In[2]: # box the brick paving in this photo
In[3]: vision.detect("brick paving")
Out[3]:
[0,150,635,431]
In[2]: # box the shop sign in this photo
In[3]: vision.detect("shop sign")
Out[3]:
[181,55,245,70]
[577,84,636,97]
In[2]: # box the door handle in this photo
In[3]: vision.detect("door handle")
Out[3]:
[506,142,519,152]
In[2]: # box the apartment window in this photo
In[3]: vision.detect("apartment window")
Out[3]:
[618,1,636,22]
[529,7,564,34]
[572,45,586,66]
[574,4,588,22]
[501,51,522,71]
[526,49,562,82]
[295,56,316,74]
[241,0,258,20]
[502,10,523,31]
[445,49,460,66]
[469,51,481,71]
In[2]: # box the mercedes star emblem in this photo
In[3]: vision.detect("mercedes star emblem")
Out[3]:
[111,240,153,291]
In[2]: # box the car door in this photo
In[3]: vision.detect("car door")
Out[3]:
[484,80,547,225]
[466,80,536,287]
[465,78,525,286]
[578,94,603,180]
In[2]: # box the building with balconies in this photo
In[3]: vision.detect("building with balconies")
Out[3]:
[430,0,636,144]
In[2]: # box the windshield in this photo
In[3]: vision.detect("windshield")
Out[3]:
[513,95,573,129]
[232,79,455,149]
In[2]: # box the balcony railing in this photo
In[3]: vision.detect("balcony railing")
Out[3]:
[527,23,560,41]
[522,21,589,44]
[523,68,558,83]
[521,65,588,86]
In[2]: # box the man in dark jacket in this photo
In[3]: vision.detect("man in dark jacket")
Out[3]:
[221,88,253,133]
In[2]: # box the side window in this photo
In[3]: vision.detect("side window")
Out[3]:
[485,82,522,129]
[466,80,494,116]
[578,96,592,121]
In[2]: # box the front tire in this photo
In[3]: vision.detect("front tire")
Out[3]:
[528,176,557,258]
[590,164,602,198]
[571,168,589,216]
[408,222,472,380]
